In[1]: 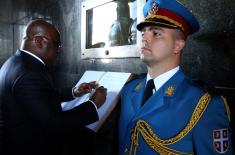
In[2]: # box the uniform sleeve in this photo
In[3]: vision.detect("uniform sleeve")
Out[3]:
[192,96,233,154]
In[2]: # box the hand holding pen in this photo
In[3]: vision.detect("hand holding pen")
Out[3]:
[72,81,98,97]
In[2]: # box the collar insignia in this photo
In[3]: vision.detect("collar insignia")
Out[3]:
[165,85,175,96]
[134,82,143,92]
[148,2,159,16]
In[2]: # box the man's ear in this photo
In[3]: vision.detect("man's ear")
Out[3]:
[173,39,185,54]
[34,36,43,48]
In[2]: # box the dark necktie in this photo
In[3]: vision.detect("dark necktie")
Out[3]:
[142,79,155,106]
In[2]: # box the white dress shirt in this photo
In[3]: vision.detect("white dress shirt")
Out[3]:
[146,66,180,94]
[21,49,45,65]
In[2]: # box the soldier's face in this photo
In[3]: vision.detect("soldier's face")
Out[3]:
[139,25,180,67]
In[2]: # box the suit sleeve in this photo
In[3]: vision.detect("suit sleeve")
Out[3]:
[192,96,233,154]
[13,72,98,135]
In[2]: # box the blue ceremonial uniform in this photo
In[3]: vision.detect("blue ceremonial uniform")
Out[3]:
[119,69,232,154]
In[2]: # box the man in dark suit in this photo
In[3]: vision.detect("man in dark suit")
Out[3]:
[0,19,107,155]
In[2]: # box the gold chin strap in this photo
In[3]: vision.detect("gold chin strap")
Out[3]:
[129,93,212,155]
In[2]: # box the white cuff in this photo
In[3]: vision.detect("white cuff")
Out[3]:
[88,100,98,111]
[72,87,77,98]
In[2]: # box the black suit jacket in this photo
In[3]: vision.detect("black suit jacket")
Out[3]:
[0,50,98,155]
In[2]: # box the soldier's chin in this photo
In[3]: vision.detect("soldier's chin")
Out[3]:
[140,55,152,66]
[140,54,149,62]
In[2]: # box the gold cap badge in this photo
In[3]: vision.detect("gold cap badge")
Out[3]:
[148,2,159,16]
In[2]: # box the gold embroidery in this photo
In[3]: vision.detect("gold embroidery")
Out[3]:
[165,86,175,96]
[134,82,142,92]
[129,93,211,155]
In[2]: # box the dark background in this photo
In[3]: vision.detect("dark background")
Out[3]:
[0,0,234,153]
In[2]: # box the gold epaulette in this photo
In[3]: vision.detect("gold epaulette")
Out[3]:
[129,93,211,155]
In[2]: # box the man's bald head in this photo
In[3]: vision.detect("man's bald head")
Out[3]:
[21,19,61,65]
[25,19,59,39]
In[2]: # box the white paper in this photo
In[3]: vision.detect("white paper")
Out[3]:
[61,70,131,132]
[61,71,105,110]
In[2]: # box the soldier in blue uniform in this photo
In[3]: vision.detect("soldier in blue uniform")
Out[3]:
[119,0,233,154]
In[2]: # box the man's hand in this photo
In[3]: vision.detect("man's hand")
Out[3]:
[89,86,107,108]
[72,81,98,97]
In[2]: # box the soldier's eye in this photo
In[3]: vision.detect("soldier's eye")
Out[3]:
[141,31,144,36]
[153,32,161,37]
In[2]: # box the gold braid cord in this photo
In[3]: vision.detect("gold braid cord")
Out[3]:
[129,93,211,155]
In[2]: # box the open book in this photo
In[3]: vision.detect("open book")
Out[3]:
[61,70,131,132]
